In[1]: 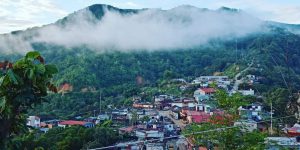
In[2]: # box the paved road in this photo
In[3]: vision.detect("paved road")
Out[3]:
[233,60,254,91]
[158,110,186,129]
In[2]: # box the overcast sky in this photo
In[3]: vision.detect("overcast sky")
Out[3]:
[0,0,300,34]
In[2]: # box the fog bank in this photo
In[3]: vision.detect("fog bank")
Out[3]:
[0,5,264,53]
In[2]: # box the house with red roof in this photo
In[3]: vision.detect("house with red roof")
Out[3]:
[0,61,13,71]
[58,83,73,93]
[185,110,232,125]
[285,124,300,137]
[186,111,210,124]
[58,120,94,128]
[285,127,300,136]
[209,110,234,125]
[119,126,136,134]
[194,88,216,102]
[198,88,216,95]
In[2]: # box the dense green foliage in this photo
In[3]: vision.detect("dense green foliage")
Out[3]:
[0,52,58,148]
[184,91,267,149]
[1,28,300,120]
[2,5,300,150]
[9,125,121,150]
[28,44,238,118]
[215,89,250,115]
[184,123,267,150]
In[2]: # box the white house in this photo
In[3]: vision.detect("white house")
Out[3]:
[194,88,216,101]
[196,76,229,82]
[135,130,164,140]
[266,137,300,150]
[27,116,41,128]
[97,114,110,121]
[238,89,255,96]
[195,103,211,113]
[234,120,257,132]
[171,99,196,108]
[238,103,263,121]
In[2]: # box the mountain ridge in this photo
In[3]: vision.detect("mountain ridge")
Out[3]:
[0,4,270,53]
[0,4,300,122]
[4,4,300,36]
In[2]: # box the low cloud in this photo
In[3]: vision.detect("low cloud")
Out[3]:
[1,5,264,53]
[0,33,32,54]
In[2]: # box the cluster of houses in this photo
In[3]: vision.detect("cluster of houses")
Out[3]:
[153,93,267,131]
[26,75,300,149]
[26,116,95,133]
[27,109,184,150]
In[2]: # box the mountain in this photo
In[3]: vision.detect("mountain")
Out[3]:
[1,4,300,118]
[0,5,298,53]
[0,4,292,53]
[2,4,300,54]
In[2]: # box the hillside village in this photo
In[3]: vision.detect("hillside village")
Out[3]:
[27,74,300,150]
[2,1,300,150]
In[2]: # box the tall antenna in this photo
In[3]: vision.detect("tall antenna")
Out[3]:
[99,90,102,114]
[270,101,273,135]
[235,39,238,63]
[285,40,292,94]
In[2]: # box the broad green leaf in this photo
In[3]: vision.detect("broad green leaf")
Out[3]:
[13,73,24,85]
[29,69,34,79]
[0,76,4,86]
[0,76,10,87]
[13,58,25,69]
[0,97,6,113]
[0,51,57,146]
[35,64,46,74]
[7,69,18,85]
[26,51,40,60]
[45,64,58,74]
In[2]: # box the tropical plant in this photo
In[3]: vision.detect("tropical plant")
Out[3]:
[0,51,58,148]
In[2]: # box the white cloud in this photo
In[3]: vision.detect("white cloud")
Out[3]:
[211,0,300,24]
[0,0,300,34]
[0,0,68,33]
[0,5,264,54]
[270,6,300,24]
[0,0,299,54]
[32,6,263,52]
[0,33,32,54]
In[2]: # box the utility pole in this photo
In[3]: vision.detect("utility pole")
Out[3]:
[270,101,273,135]
[235,39,238,64]
[99,90,102,114]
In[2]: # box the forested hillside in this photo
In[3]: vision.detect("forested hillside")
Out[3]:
[1,4,300,119]
[0,27,299,119]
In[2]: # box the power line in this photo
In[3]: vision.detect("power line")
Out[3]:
[88,126,237,150]
[268,53,292,95]
[88,115,295,150]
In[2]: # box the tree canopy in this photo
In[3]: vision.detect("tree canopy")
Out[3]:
[0,51,58,148]
[184,123,266,150]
